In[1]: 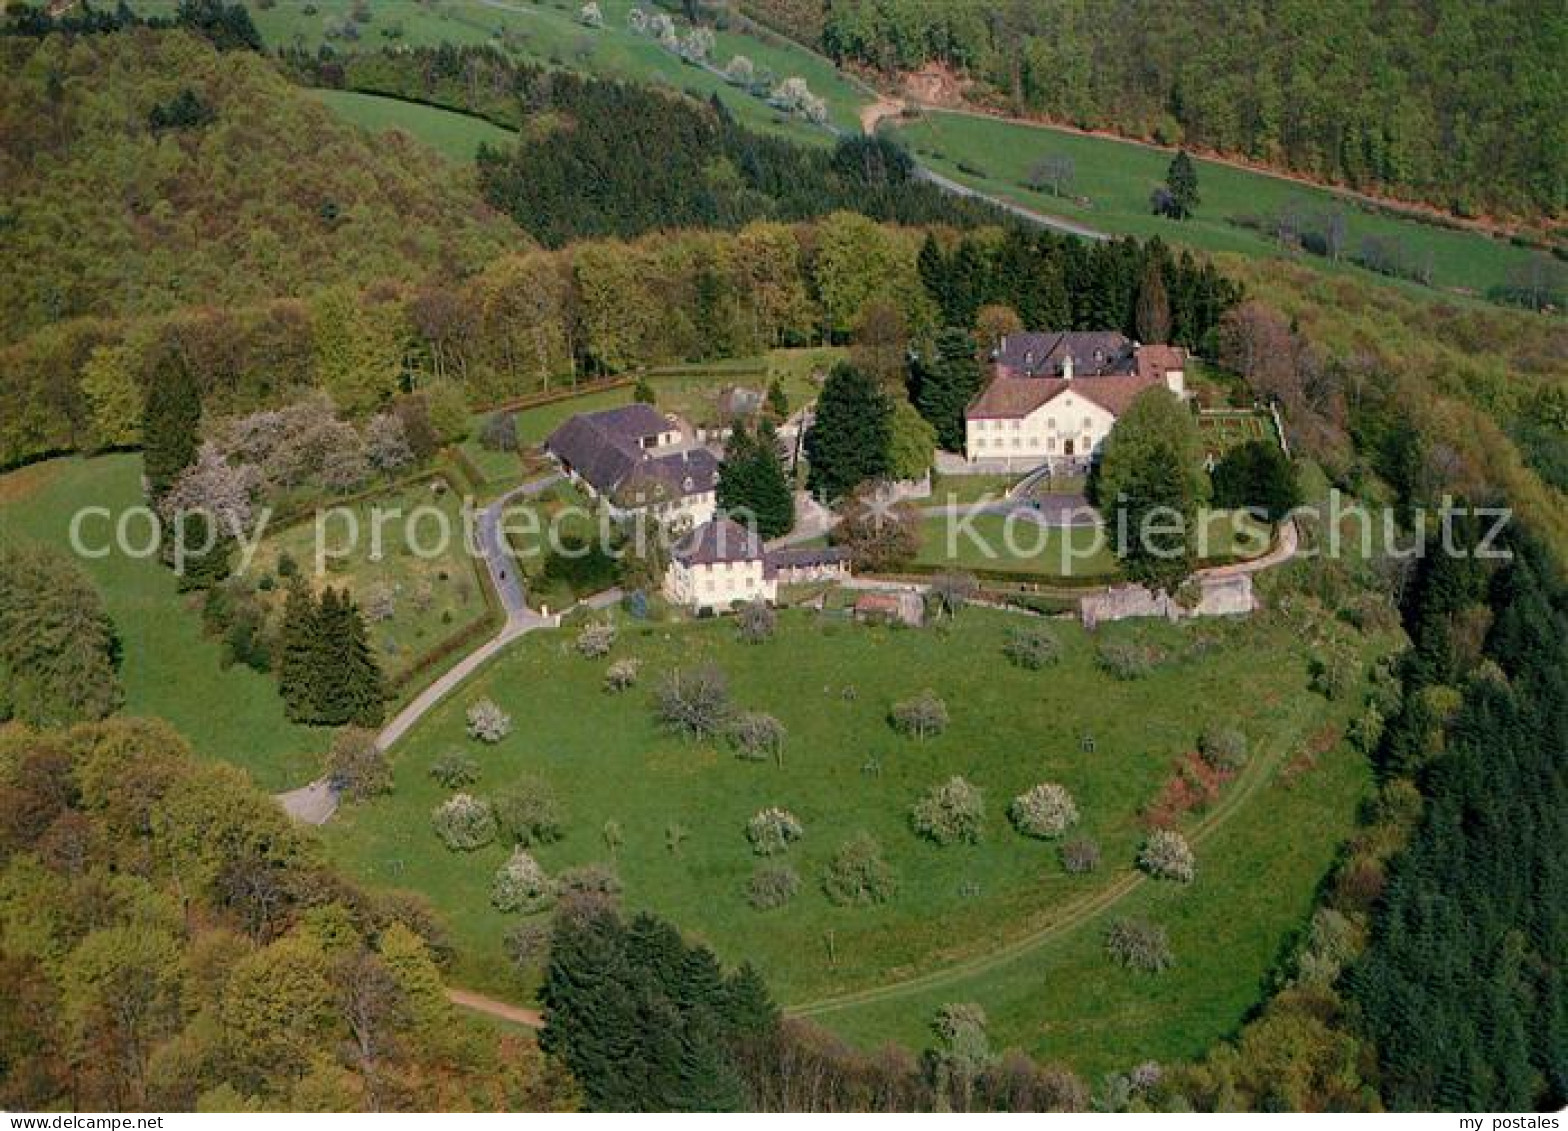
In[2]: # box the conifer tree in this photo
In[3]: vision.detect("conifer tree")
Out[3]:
[763,379,788,422]
[141,350,201,500]
[1166,150,1200,219]
[717,422,794,539]
[313,588,386,727]
[277,581,321,723]
[804,363,892,501]
[1135,259,1173,343]
[913,327,984,451]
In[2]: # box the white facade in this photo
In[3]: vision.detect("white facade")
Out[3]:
[967,388,1120,464]
[663,556,776,611]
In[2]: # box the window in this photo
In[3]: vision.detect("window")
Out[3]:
[1083,416,1092,429]
[1047,417,1056,430]
[1048,437,1056,452]
[1011,419,1021,430]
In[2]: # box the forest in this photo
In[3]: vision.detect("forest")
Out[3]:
[282,43,1003,246]
[740,0,1566,224]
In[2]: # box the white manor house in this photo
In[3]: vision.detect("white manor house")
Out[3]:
[965,331,1189,472]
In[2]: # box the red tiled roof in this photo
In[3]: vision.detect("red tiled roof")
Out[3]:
[966,373,1163,420]
[1135,344,1188,383]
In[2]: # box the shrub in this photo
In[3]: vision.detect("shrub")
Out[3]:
[890,689,949,740]
[729,711,786,762]
[1009,783,1079,839]
[556,863,622,916]
[746,807,804,855]
[1060,836,1102,874]
[1197,725,1249,771]
[736,598,776,643]
[1105,917,1174,972]
[429,749,480,789]
[466,698,512,743]
[604,657,641,692]
[823,832,897,906]
[491,847,555,913]
[1096,640,1163,680]
[576,620,617,658]
[747,864,801,910]
[1309,654,1354,700]
[478,411,518,452]
[1004,625,1063,669]
[911,776,985,846]
[324,728,391,801]
[1138,829,1196,883]
[504,921,553,972]
[493,775,566,846]
[431,793,496,851]
[654,664,731,740]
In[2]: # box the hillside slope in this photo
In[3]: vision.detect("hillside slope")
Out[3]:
[0,27,520,342]
[742,0,1567,226]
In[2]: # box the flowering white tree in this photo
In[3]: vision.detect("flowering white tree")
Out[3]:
[769,76,828,123]
[364,412,413,473]
[911,776,985,845]
[431,792,497,851]
[158,442,261,535]
[578,1,603,28]
[746,807,803,855]
[680,26,714,63]
[491,847,555,912]
[575,620,617,658]
[1138,829,1196,883]
[1009,783,1080,839]
[724,54,755,87]
[648,12,677,47]
[466,697,512,743]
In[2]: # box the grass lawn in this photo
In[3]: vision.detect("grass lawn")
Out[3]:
[307,88,515,162]
[508,348,841,446]
[247,480,496,685]
[928,474,1022,504]
[320,607,1393,1074]
[0,455,325,790]
[457,422,527,491]
[887,109,1543,302]
[912,508,1272,579]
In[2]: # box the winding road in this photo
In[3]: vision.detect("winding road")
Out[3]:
[276,476,564,825]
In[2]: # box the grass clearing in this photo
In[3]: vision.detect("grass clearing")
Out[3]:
[133,0,868,143]
[307,88,516,162]
[0,455,325,790]
[888,109,1543,301]
[321,607,1390,1073]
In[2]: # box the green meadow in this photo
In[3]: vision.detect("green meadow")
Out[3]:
[888,109,1542,301]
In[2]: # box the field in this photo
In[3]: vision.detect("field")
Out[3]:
[134,0,869,143]
[321,606,1393,1073]
[0,455,325,790]
[307,88,516,162]
[912,508,1273,580]
[249,479,497,684]
[886,109,1544,301]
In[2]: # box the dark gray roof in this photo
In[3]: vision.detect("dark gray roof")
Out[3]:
[765,545,850,569]
[672,517,764,566]
[994,331,1136,378]
[546,406,714,504]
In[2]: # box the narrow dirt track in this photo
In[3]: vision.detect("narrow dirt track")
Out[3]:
[447,987,543,1029]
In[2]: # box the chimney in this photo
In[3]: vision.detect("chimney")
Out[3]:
[1062,353,1074,381]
